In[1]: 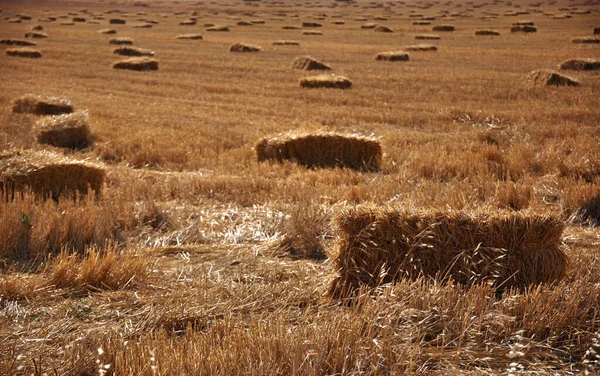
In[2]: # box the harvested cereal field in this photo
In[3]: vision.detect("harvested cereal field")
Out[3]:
[1,0,600,374]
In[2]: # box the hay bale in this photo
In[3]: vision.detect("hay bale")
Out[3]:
[109,37,133,45]
[303,30,323,35]
[282,25,300,30]
[256,133,381,171]
[72,17,86,22]
[24,32,47,38]
[291,56,331,70]
[374,25,394,32]
[511,25,537,32]
[237,21,252,26]
[112,57,158,71]
[176,34,203,40]
[0,149,105,200]
[109,18,126,24]
[205,25,229,32]
[513,21,535,26]
[273,40,299,46]
[413,21,432,25]
[332,20,345,25]
[572,37,600,44]
[475,29,501,36]
[327,207,568,299]
[595,27,600,35]
[113,46,154,56]
[0,39,36,46]
[299,74,352,89]
[404,44,437,51]
[432,24,455,31]
[6,47,42,58]
[528,69,579,87]
[560,59,600,71]
[179,19,196,26]
[12,94,73,115]
[415,34,440,39]
[98,28,117,34]
[229,43,262,52]
[361,23,377,29]
[60,22,75,26]
[31,25,44,31]
[302,22,322,27]
[376,51,409,61]
[571,196,600,226]
[36,111,93,149]
[133,23,152,28]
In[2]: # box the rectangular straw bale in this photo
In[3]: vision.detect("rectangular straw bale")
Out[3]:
[256,133,382,171]
[328,207,568,299]
[12,94,74,115]
[36,111,94,149]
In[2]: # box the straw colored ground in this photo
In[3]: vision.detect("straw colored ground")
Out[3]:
[1,0,600,374]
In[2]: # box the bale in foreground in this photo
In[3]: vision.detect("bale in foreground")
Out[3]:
[560,59,600,71]
[112,57,158,71]
[5,48,42,58]
[528,69,579,87]
[0,149,105,200]
[256,133,382,171]
[36,111,94,149]
[291,56,330,70]
[229,43,262,52]
[12,94,74,115]
[328,207,568,299]
[299,75,352,89]
[376,51,409,61]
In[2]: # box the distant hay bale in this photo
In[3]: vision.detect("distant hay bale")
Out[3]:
[415,34,440,40]
[413,21,431,25]
[6,47,42,58]
[303,30,323,35]
[112,57,158,71]
[327,207,568,299]
[282,25,300,30]
[0,39,36,46]
[332,20,345,25]
[109,37,133,45]
[60,22,75,26]
[511,25,537,33]
[24,32,47,38]
[291,56,331,70]
[376,51,409,61]
[374,25,394,32]
[361,23,377,29]
[179,19,196,26]
[571,196,600,226]
[133,23,152,28]
[205,25,229,32]
[256,133,381,171]
[475,29,501,36]
[513,21,535,26]
[176,34,203,40]
[36,111,94,149]
[98,28,117,34]
[299,74,352,89]
[528,69,579,87]
[109,18,126,24]
[12,94,73,115]
[595,27,600,35]
[113,46,154,56]
[273,40,299,46]
[250,20,265,24]
[432,24,455,31]
[560,59,600,71]
[229,43,262,52]
[72,17,86,22]
[0,149,105,200]
[31,25,44,31]
[302,22,322,27]
[404,44,437,51]
[572,37,600,44]
[237,21,252,26]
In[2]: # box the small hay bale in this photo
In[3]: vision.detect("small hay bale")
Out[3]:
[273,40,299,46]
[31,25,44,31]
[413,21,432,25]
[113,46,154,56]
[229,43,262,52]
[415,34,440,40]
[72,17,86,22]
[0,149,105,200]
[36,111,94,149]
[560,58,600,71]
[60,22,75,26]
[572,37,600,44]
[594,27,600,35]
[475,29,501,36]
[0,39,36,46]
[112,57,158,71]
[432,24,455,31]
[133,23,152,28]
[527,69,579,87]
[179,19,196,26]
[376,51,409,61]
[361,23,377,29]
[291,55,331,70]
[6,47,42,58]
[404,44,437,51]
[12,94,73,115]
[98,28,117,34]
[374,25,394,32]
[109,37,133,45]
[327,207,568,299]
[176,34,203,40]
[282,25,300,30]
[302,22,322,27]
[109,18,126,24]
[303,30,323,35]
[511,25,537,33]
[237,21,252,26]
[513,21,535,26]
[250,20,265,24]
[332,20,345,25]
[205,25,229,32]
[24,32,47,38]
[571,196,600,226]
[256,133,381,171]
[299,74,352,89]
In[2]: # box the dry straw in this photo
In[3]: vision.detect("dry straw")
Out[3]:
[328,206,568,299]
[413,21,431,25]
[205,26,229,32]
[595,27,600,35]
[24,32,47,38]
[98,28,117,34]
[415,34,440,39]
[405,44,437,51]
[112,57,158,71]
[12,94,73,115]
[433,25,455,31]
[303,30,323,35]
[113,46,155,56]
[273,40,299,46]
[0,149,105,199]
[572,37,599,44]
[35,111,94,149]
[571,196,600,226]
[290,56,331,70]
[527,69,579,87]
[256,132,382,171]
[109,37,133,45]
[0,39,36,46]
[560,59,600,71]
[6,48,42,58]
[511,25,537,33]
[180,19,196,26]
[475,30,501,36]
[374,25,394,32]
[299,74,352,89]
[176,34,203,40]
[376,51,409,61]
[361,23,377,29]
[229,43,262,52]
[282,25,300,30]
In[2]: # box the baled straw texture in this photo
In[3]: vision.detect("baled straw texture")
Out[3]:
[376,51,409,61]
[303,30,323,35]
[256,133,382,171]
[572,37,599,44]
[5,48,42,58]
[98,28,117,34]
[0,149,105,200]
[113,46,155,56]
[35,111,94,149]
[527,69,579,87]
[229,43,262,52]
[112,57,158,71]
[24,32,47,38]
[328,207,568,299]
[511,25,537,32]
[433,25,455,31]
[205,26,229,32]
[0,39,36,46]
[299,74,352,89]
[176,34,203,40]
[571,196,600,226]
[290,56,331,70]
[405,44,438,51]
[273,40,299,46]
[12,94,73,115]
[109,37,133,45]
[559,59,600,71]
[302,22,322,27]
[475,30,501,36]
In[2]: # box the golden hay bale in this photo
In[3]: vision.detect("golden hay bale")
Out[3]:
[60,22,75,26]
[291,55,331,70]
[24,32,47,38]
[527,69,579,87]
[133,23,152,28]
[72,17,86,22]
[113,46,154,56]
[299,74,352,89]
[361,23,378,29]
[572,37,600,44]
[6,48,42,58]
[256,133,382,171]
[237,21,253,26]
[302,21,322,27]
[404,44,437,51]
[179,19,196,26]
[273,40,299,46]
[12,94,73,115]
[432,24,455,31]
[332,20,345,25]
[229,43,262,52]
[327,207,568,299]
[571,195,600,226]
[98,28,117,34]
[415,34,440,40]
[205,25,229,32]
[560,59,600,71]
[374,25,394,33]
[35,111,94,149]
[0,149,105,200]
[0,39,36,46]
[109,37,133,45]
[513,21,535,26]
[250,19,265,24]
[176,34,203,40]
[109,18,126,24]
[375,51,409,61]
[282,25,300,30]
[475,29,501,36]
[112,57,158,71]
[511,25,537,33]
[31,25,44,31]
[413,21,432,26]
[303,30,323,35]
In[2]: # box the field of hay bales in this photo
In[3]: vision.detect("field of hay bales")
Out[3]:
[1,0,600,374]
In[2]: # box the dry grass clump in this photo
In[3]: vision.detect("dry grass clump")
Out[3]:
[376,51,409,61]
[572,37,600,44]
[571,195,600,226]
[109,18,125,24]
[5,47,42,58]
[432,24,455,31]
[35,111,94,149]
[415,34,440,39]
[98,28,117,34]
[404,44,437,51]
[475,29,501,36]
[256,132,381,171]
[273,40,299,46]
[374,25,394,32]
[511,25,537,33]
[528,69,580,87]
[24,32,47,38]
[290,55,331,70]
[109,37,133,45]
[302,22,322,27]
[229,43,262,53]
[176,34,203,40]
[12,94,74,115]
[560,58,600,71]
[0,149,105,200]
[299,74,352,89]
[113,46,155,56]
[112,57,158,71]
[303,30,323,35]
[0,39,36,46]
[328,207,568,299]
[205,25,229,32]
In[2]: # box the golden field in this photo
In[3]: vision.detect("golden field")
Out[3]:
[1,0,600,373]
